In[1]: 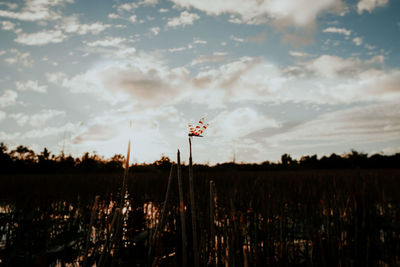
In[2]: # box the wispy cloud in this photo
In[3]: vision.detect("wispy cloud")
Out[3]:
[0,90,18,108]
[0,0,73,22]
[170,0,344,27]
[357,0,388,14]
[191,52,228,66]
[85,37,126,48]
[352,37,363,46]
[9,109,64,127]
[14,29,66,45]
[268,102,400,147]
[0,2,18,10]
[31,109,65,127]
[0,110,6,122]
[23,122,79,139]
[150,26,160,36]
[168,46,186,52]
[58,15,110,35]
[0,20,16,31]
[289,50,309,57]
[167,11,200,28]
[323,27,351,36]
[210,107,280,140]
[230,35,245,43]
[4,49,33,67]
[15,80,48,93]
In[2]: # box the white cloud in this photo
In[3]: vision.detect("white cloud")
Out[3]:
[15,80,48,93]
[158,8,169,13]
[9,113,29,126]
[14,30,66,45]
[0,2,18,10]
[170,0,344,27]
[45,71,68,84]
[0,20,16,31]
[210,107,280,140]
[62,50,190,107]
[268,102,400,148]
[0,0,74,22]
[365,44,375,50]
[193,38,207,44]
[0,50,5,56]
[30,109,65,127]
[60,47,399,116]
[0,131,20,141]
[289,51,309,57]
[115,0,157,13]
[191,54,398,107]
[228,14,268,25]
[108,13,120,19]
[168,46,186,52]
[305,55,360,77]
[85,37,126,48]
[128,15,137,23]
[10,109,65,127]
[191,52,228,66]
[357,0,388,14]
[0,90,18,108]
[323,27,351,36]
[58,16,110,35]
[141,0,158,5]
[0,110,6,121]
[117,2,138,12]
[150,26,160,36]
[352,37,363,46]
[23,122,79,139]
[4,49,33,67]
[167,11,200,28]
[230,35,245,43]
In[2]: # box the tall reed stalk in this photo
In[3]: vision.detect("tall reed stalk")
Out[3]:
[188,136,199,267]
[83,195,99,267]
[209,180,216,267]
[150,164,175,267]
[177,150,187,267]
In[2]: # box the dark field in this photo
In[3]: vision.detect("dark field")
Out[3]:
[1,169,400,266]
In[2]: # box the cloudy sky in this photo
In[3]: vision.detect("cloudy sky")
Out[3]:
[0,0,399,164]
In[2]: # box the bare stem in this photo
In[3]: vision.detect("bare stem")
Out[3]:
[177,150,187,267]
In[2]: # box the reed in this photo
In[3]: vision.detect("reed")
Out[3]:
[177,149,187,267]
[188,136,199,267]
[83,195,99,267]
[149,164,175,267]
[1,170,400,265]
[209,180,216,267]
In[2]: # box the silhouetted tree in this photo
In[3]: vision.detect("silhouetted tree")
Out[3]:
[105,154,125,171]
[300,155,318,169]
[11,145,36,161]
[153,155,172,170]
[0,142,399,173]
[281,153,293,166]
[346,149,368,168]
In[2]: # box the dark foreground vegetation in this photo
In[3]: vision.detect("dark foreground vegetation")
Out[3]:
[1,143,400,266]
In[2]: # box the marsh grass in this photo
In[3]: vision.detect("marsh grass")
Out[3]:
[0,169,399,266]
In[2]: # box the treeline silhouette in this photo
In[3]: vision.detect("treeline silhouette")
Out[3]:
[1,142,399,173]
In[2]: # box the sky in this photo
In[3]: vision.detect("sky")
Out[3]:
[0,0,399,164]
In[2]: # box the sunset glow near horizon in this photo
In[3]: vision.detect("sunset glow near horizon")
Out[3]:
[0,0,399,164]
